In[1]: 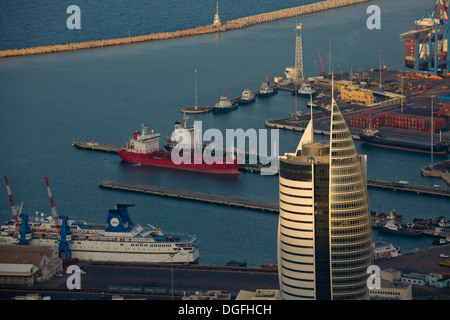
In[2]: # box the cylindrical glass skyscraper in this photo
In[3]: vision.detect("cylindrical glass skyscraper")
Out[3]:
[277,96,372,300]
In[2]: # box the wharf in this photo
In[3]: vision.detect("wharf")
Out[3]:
[98,179,449,216]
[72,141,121,153]
[421,161,450,186]
[98,180,279,213]
[266,69,450,146]
[367,179,450,198]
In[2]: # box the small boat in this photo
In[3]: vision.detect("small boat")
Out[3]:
[212,86,238,114]
[256,74,277,98]
[298,82,315,97]
[377,221,424,238]
[307,101,317,108]
[238,82,255,105]
[433,236,447,245]
[315,92,325,99]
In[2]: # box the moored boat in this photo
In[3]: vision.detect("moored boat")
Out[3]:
[212,86,238,114]
[297,82,316,97]
[359,128,449,155]
[377,221,424,238]
[1,204,200,264]
[238,82,256,105]
[119,123,240,175]
[256,73,277,98]
[1,177,200,264]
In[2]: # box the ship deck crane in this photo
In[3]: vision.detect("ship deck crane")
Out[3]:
[400,0,449,75]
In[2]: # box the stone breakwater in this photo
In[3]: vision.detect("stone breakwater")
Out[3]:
[0,0,373,58]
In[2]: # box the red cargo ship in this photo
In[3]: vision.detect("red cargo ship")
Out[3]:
[118,124,241,175]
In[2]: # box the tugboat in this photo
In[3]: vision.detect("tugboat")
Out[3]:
[119,123,241,175]
[256,73,277,98]
[297,82,316,97]
[212,86,238,114]
[238,82,255,105]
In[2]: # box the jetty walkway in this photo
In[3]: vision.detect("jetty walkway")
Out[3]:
[1,0,374,58]
[368,179,450,198]
[72,141,121,153]
[98,180,279,213]
[98,178,449,216]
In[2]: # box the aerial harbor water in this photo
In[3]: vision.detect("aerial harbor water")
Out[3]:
[0,0,449,270]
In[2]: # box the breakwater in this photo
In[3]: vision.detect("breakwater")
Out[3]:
[0,0,373,58]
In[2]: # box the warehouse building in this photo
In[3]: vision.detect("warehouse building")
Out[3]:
[0,245,63,286]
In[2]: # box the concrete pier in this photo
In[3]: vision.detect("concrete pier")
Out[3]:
[98,179,449,219]
[72,141,121,153]
[98,180,279,212]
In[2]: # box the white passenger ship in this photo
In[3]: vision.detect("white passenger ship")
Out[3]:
[1,204,200,264]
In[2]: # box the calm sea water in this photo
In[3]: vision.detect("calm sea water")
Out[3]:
[0,0,448,267]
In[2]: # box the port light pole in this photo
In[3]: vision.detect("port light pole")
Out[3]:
[329,37,332,74]
[379,47,383,88]
[431,96,434,170]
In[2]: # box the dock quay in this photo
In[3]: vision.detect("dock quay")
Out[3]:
[98,180,279,213]
[72,141,121,153]
[421,161,450,186]
[98,179,449,216]
[0,0,374,59]
[367,179,450,198]
[265,69,450,147]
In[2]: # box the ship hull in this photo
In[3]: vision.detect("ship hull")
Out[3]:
[238,97,255,105]
[212,106,237,114]
[376,226,423,238]
[119,150,241,175]
[0,237,200,264]
[257,90,278,98]
[359,134,448,155]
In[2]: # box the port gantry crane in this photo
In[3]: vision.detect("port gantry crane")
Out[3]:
[44,176,72,258]
[400,0,449,75]
[4,175,31,245]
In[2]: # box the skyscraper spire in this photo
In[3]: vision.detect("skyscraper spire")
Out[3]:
[295,92,315,154]
[328,74,372,300]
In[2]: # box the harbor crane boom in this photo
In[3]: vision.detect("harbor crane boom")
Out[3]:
[400,0,449,75]
[4,175,22,232]
[318,50,326,76]
[44,176,61,231]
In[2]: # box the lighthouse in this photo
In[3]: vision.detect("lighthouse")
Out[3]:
[213,1,221,27]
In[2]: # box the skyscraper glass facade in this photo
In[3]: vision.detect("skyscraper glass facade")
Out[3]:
[277,99,372,300]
